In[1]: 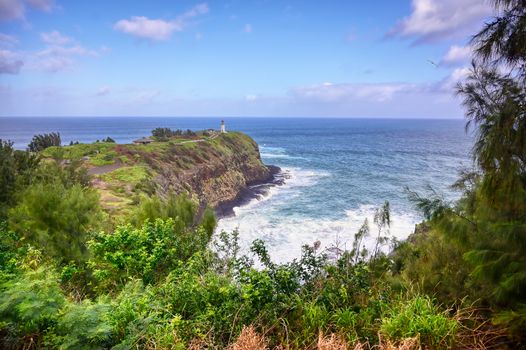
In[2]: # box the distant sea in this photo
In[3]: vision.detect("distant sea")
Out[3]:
[0,117,473,262]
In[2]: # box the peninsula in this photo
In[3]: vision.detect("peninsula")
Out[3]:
[41,128,280,219]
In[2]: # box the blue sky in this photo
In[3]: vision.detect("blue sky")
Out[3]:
[0,0,493,117]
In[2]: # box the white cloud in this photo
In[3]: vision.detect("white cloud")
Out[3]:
[2,30,105,73]
[28,55,72,72]
[0,33,18,47]
[434,66,471,91]
[278,77,466,118]
[37,44,99,57]
[41,30,72,45]
[243,23,252,33]
[182,3,209,18]
[245,94,257,101]
[0,0,25,21]
[96,86,111,96]
[114,3,209,41]
[440,45,472,66]
[24,30,102,72]
[290,82,418,103]
[0,49,23,74]
[0,80,466,118]
[0,0,54,21]
[114,17,180,41]
[389,0,491,43]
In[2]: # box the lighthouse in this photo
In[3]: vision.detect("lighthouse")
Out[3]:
[220,120,226,133]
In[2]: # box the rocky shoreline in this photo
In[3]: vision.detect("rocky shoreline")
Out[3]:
[215,165,286,219]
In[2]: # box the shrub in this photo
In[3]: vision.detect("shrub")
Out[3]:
[88,218,212,287]
[0,223,21,281]
[48,300,113,350]
[0,266,65,348]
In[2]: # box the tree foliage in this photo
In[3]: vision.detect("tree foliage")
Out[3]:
[151,127,197,141]
[9,182,101,263]
[132,192,216,238]
[27,132,61,152]
[151,127,179,141]
[0,140,40,219]
[397,0,526,343]
[472,0,526,75]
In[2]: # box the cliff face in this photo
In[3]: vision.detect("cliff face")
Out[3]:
[51,132,272,217]
[150,132,272,209]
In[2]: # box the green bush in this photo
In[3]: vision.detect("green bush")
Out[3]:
[0,266,65,348]
[48,300,113,350]
[88,218,212,287]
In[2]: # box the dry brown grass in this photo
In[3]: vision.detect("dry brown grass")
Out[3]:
[317,332,349,350]
[228,325,268,350]
[216,327,490,350]
[187,339,206,350]
[314,331,422,350]
[378,336,421,350]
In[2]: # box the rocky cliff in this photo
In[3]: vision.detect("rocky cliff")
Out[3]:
[141,132,275,212]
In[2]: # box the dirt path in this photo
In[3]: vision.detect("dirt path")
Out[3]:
[87,159,123,175]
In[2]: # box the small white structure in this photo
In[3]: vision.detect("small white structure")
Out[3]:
[220,120,226,133]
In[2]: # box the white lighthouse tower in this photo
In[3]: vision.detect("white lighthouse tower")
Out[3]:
[220,120,226,133]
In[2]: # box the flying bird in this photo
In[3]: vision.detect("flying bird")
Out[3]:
[427,59,439,68]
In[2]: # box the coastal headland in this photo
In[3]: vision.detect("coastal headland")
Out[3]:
[41,130,281,220]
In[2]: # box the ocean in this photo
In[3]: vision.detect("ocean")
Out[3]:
[0,117,473,262]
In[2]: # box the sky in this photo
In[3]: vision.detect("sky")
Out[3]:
[0,0,494,118]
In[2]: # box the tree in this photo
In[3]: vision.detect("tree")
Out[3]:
[101,137,115,143]
[131,192,216,237]
[151,127,176,141]
[27,132,61,152]
[455,0,526,311]
[0,141,16,218]
[0,141,40,219]
[402,0,526,339]
[351,219,369,264]
[8,182,102,263]
[471,0,526,77]
[373,201,391,259]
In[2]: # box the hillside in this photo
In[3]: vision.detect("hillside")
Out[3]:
[42,131,275,218]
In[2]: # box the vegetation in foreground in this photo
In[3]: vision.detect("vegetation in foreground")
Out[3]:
[1,1,525,348]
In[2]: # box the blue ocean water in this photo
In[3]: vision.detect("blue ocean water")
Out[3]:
[0,117,473,262]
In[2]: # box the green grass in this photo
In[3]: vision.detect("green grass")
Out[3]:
[380,295,459,348]
[180,142,198,149]
[42,143,116,160]
[99,166,149,184]
[89,151,118,166]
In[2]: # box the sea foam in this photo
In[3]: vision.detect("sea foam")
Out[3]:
[215,166,418,264]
